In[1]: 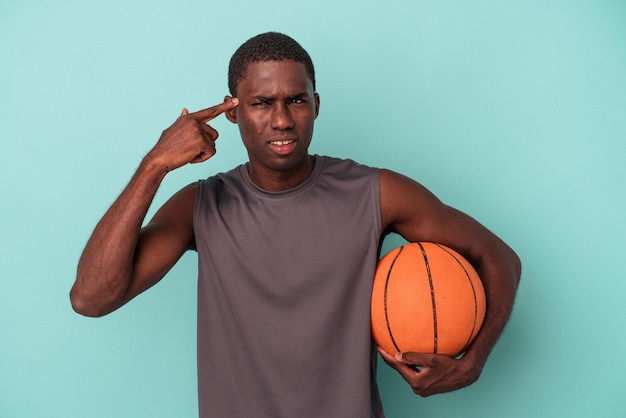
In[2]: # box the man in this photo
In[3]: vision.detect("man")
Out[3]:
[71,32,521,417]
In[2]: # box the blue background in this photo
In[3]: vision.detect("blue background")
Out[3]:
[1,1,625,416]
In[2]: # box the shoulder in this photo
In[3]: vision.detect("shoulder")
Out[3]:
[319,155,374,168]
[153,182,198,222]
[196,164,248,194]
[379,168,448,234]
[379,169,438,203]
[173,181,199,201]
[317,155,378,179]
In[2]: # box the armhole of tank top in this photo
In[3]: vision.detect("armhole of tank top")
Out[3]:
[372,168,382,237]
[191,179,206,252]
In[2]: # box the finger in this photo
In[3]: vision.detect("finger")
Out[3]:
[190,150,214,164]
[377,348,415,374]
[189,127,219,164]
[180,108,189,117]
[201,123,219,142]
[395,352,431,366]
[190,98,239,123]
[393,352,432,375]
[386,355,425,389]
[377,347,397,363]
[190,139,217,164]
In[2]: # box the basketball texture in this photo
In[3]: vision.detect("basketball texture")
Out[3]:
[371,242,486,356]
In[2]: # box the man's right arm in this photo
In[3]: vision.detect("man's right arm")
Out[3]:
[70,99,238,317]
[70,161,193,317]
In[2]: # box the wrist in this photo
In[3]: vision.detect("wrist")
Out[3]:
[129,154,169,195]
[458,346,488,379]
[139,151,170,179]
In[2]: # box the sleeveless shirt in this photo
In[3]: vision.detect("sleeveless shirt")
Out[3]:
[193,156,385,417]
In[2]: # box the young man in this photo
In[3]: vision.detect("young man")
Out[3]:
[71,32,520,417]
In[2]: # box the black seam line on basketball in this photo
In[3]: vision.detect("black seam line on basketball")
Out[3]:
[435,243,479,354]
[384,245,404,353]
[419,242,438,354]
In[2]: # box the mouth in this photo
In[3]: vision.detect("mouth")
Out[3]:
[268,138,298,155]
[269,139,296,146]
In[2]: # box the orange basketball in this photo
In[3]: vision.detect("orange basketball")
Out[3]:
[371,242,486,357]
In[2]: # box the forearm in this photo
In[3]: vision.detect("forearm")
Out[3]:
[71,157,167,316]
[460,243,521,375]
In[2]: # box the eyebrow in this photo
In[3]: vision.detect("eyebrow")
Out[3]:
[253,93,308,102]
[253,95,274,102]
[289,93,307,101]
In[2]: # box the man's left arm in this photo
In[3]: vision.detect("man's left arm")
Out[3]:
[378,169,521,397]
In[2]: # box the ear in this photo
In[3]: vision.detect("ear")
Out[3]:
[224,96,238,123]
[314,93,320,119]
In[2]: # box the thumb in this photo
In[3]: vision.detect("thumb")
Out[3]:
[396,352,409,362]
[396,352,429,365]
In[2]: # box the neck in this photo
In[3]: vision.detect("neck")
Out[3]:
[247,155,315,192]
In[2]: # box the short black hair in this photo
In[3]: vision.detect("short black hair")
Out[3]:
[228,32,316,96]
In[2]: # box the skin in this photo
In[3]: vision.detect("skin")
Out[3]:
[224,60,320,191]
[70,60,521,397]
[377,171,520,395]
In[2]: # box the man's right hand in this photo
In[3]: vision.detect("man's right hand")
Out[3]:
[146,98,239,173]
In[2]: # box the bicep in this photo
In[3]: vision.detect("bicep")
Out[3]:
[380,168,448,241]
[379,169,505,265]
[122,183,197,304]
[380,169,522,355]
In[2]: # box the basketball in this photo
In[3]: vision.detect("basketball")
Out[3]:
[371,242,486,357]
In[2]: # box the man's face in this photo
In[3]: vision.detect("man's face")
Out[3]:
[226,60,320,185]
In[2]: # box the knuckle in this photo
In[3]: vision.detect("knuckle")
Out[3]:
[412,386,431,397]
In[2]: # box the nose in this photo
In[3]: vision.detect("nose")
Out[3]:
[271,104,294,130]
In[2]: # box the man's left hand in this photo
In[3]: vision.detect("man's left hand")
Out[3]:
[377,347,481,397]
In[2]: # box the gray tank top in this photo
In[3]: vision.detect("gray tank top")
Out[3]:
[194,156,384,417]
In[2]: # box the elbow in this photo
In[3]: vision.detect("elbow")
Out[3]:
[481,245,522,293]
[496,247,521,296]
[69,284,116,318]
[510,249,522,288]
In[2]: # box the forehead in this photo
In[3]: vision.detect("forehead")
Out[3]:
[238,60,313,96]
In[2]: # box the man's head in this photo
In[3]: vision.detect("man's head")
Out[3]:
[223,34,320,190]
[228,32,315,97]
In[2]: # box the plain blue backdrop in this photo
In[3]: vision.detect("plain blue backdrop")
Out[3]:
[1,1,625,417]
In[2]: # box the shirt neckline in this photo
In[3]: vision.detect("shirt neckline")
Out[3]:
[237,155,325,199]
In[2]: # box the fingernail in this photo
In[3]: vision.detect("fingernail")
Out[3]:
[231,98,239,105]
[395,352,403,360]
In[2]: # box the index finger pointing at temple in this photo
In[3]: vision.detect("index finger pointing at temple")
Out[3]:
[190,98,239,122]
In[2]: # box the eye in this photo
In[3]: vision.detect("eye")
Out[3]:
[289,98,305,105]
